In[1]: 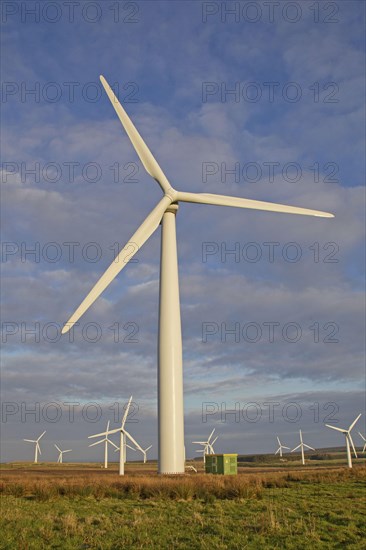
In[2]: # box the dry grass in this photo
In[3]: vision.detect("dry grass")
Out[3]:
[1,464,364,502]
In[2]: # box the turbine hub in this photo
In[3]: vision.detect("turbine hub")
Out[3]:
[165,188,178,202]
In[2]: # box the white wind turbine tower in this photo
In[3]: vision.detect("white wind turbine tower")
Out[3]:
[88,396,143,475]
[88,420,119,468]
[61,75,334,475]
[23,430,46,463]
[291,430,315,465]
[193,429,217,463]
[114,441,137,464]
[275,436,290,458]
[326,414,361,468]
[358,432,366,453]
[54,444,72,464]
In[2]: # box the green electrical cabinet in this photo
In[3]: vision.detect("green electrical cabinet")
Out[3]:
[205,454,238,475]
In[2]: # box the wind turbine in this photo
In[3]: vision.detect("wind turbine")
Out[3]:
[61,75,334,475]
[23,430,46,463]
[193,429,217,463]
[88,420,119,468]
[141,445,153,464]
[88,396,143,475]
[54,444,72,464]
[275,436,290,458]
[358,432,366,453]
[291,430,315,465]
[326,414,361,468]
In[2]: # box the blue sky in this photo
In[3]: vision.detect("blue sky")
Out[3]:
[1,0,365,462]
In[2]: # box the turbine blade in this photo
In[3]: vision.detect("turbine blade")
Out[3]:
[54,444,61,452]
[348,413,362,432]
[145,445,152,452]
[37,431,46,441]
[207,428,215,443]
[88,439,105,447]
[276,437,281,445]
[326,424,347,433]
[177,191,334,218]
[37,443,41,455]
[126,444,136,451]
[89,427,120,439]
[275,448,280,455]
[348,434,358,458]
[358,432,366,442]
[282,446,290,450]
[124,430,143,452]
[121,396,133,429]
[108,439,119,450]
[100,75,172,193]
[291,445,301,452]
[62,196,172,334]
[23,439,36,443]
[303,444,315,451]
[64,450,72,453]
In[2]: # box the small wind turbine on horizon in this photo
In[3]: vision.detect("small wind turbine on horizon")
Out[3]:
[326,414,361,468]
[88,420,120,468]
[141,445,153,464]
[23,431,46,464]
[358,432,366,453]
[193,429,217,463]
[54,444,72,464]
[61,74,334,475]
[88,396,143,475]
[275,436,290,458]
[291,430,315,465]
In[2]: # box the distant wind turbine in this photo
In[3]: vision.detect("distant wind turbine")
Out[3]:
[88,420,119,468]
[54,444,72,464]
[23,430,46,463]
[275,436,290,458]
[193,429,217,463]
[326,414,361,468]
[61,74,334,474]
[291,430,315,465]
[88,396,143,475]
[358,432,366,453]
[141,445,152,464]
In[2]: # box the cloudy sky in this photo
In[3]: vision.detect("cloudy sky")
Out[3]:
[1,0,365,462]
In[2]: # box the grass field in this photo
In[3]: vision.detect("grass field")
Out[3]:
[1,461,365,549]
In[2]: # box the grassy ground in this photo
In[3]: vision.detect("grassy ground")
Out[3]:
[1,465,365,549]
